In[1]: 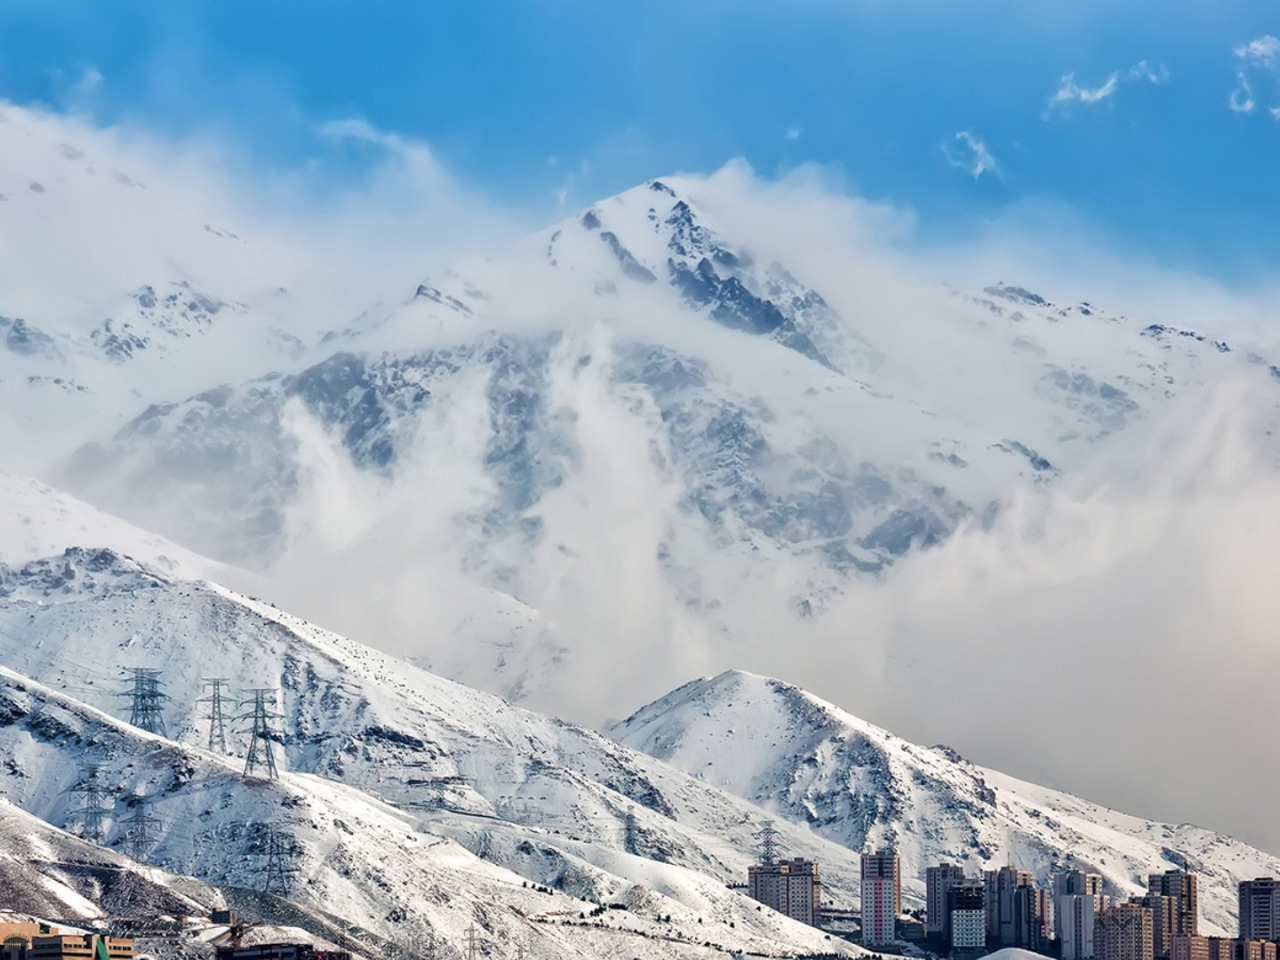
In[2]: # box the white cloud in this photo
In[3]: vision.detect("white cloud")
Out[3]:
[784,127,801,142]
[1231,36,1280,117]
[1235,35,1280,66]
[1230,77,1256,114]
[1127,60,1170,84]
[1052,72,1120,107]
[942,131,999,180]
[1045,60,1167,116]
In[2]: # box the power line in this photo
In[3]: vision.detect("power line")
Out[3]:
[237,688,283,781]
[67,765,111,845]
[120,795,162,862]
[199,678,232,755]
[119,668,169,737]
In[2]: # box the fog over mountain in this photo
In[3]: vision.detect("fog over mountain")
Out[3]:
[3,97,1280,858]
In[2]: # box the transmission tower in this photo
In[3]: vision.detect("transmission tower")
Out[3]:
[120,796,162,862]
[199,678,232,754]
[257,823,299,895]
[119,668,169,737]
[623,805,639,855]
[68,765,111,844]
[754,820,780,865]
[237,688,283,780]
[466,924,477,960]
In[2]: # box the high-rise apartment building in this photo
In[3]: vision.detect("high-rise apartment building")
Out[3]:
[1096,904,1155,960]
[1135,893,1178,959]
[1056,870,1108,960]
[928,863,968,940]
[1149,871,1199,938]
[950,880,987,957]
[1061,894,1100,960]
[862,848,901,947]
[748,858,821,926]
[1240,880,1280,943]
[985,866,1037,946]
[1014,885,1052,952]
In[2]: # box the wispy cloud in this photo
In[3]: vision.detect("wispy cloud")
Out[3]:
[942,131,999,180]
[1231,35,1280,118]
[1045,60,1168,117]
[784,127,801,142]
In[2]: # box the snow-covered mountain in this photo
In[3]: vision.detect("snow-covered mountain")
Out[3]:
[0,483,879,958]
[34,169,1279,715]
[610,670,1280,936]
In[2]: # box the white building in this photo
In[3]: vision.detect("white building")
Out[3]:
[951,879,988,956]
[862,848,901,947]
[1060,893,1098,960]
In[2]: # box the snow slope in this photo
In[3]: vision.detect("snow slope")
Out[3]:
[610,670,1280,936]
[0,530,876,957]
[0,474,244,582]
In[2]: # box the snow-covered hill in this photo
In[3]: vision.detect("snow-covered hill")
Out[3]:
[0,474,1276,949]
[610,670,1280,936]
[0,534,872,957]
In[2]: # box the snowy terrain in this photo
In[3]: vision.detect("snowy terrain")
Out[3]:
[0,481,1275,952]
[0,489,874,958]
[610,671,1280,936]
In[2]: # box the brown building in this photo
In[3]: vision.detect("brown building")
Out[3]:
[1135,893,1178,959]
[1149,871,1199,938]
[29,935,134,960]
[749,857,822,927]
[0,926,57,960]
[1173,936,1278,960]
[1097,903,1155,960]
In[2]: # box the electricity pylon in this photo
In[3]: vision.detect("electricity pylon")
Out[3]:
[120,668,168,736]
[199,677,232,754]
[68,765,111,844]
[237,688,283,781]
[120,796,162,862]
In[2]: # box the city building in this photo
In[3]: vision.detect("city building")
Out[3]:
[28,935,134,960]
[1056,870,1108,960]
[928,863,968,940]
[0,925,58,960]
[1061,893,1100,960]
[1135,893,1179,959]
[1013,885,1052,952]
[1149,871,1199,938]
[1240,880,1280,943]
[1172,937,1278,960]
[748,857,822,927]
[1172,935,1211,960]
[861,848,901,947]
[1096,903,1155,960]
[950,879,987,958]
[985,866,1041,947]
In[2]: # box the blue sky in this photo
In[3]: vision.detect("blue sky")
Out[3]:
[1,0,1277,280]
